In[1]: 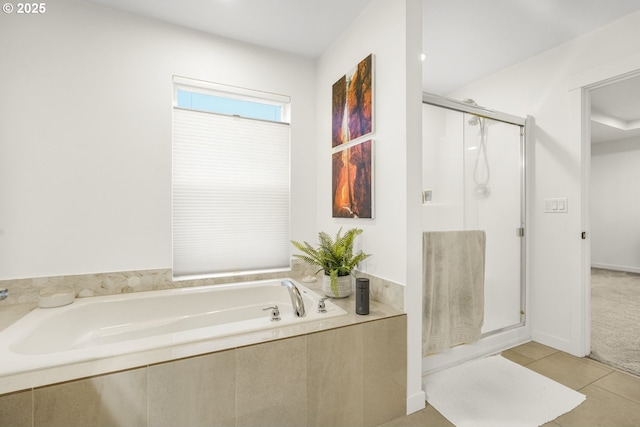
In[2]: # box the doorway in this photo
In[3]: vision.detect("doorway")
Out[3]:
[587,74,640,376]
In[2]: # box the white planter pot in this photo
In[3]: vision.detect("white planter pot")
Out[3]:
[322,274,353,298]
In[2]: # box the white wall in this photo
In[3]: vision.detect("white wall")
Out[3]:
[316,0,410,284]
[446,10,640,355]
[0,0,316,280]
[591,137,640,273]
[316,0,425,413]
[421,104,464,230]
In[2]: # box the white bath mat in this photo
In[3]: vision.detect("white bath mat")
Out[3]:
[424,355,586,427]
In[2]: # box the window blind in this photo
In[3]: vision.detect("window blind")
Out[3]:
[172,108,291,279]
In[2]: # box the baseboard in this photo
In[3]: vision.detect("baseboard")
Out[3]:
[406,390,426,414]
[591,263,640,274]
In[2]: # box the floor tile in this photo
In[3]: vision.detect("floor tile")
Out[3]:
[527,352,612,390]
[379,404,454,427]
[375,342,640,427]
[584,355,618,370]
[509,341,558,360]
[593,371,640,405]
[553,384,640,427]
[502,348,535,366]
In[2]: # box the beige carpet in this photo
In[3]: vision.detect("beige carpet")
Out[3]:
[590,268,640,376]
[424,355,586,427]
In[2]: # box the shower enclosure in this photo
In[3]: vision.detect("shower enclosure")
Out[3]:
[421,93,531,375]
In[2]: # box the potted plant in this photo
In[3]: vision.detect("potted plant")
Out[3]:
[291,228,371,298]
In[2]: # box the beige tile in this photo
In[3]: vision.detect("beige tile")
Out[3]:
[0,390,32,427]
[502,348,535,366]
[377,346,640,427]
[236,336,307,427]
[379,404,454,427]
[584,356,619,371]
[363,316,407,427]
[593,371,640,405]
[509,341,558,361]
[527,352,612,390]
[148,349,236,427]
[554,384,640,427]
[34,368,147,427]
[307,325,364,427]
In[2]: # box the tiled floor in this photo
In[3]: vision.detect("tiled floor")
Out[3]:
[382,341,640,427]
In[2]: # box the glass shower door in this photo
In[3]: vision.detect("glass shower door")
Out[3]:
[422,99,525,338]
[463,114,524,333]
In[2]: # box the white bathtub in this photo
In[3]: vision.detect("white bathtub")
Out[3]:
[0,278,347,383]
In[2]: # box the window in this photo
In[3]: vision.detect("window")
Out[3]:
[176,90,283,122]
[172,76,291,279]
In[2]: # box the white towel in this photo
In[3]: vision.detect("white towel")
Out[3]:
[423,230,485,356]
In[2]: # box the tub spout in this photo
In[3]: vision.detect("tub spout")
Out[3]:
[0,288,7,301]
[281,280,306,318]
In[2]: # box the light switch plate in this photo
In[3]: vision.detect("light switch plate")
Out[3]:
[544,198,568,213]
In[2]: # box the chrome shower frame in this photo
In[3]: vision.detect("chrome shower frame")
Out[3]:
[422,92,529,339]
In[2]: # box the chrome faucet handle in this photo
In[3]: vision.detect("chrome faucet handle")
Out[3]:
[262,305,281,321]
[317,297,328,313]
[0,288,8,301]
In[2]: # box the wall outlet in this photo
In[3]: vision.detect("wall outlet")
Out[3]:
[544,198,568,213]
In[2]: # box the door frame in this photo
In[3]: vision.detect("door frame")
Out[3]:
[573,57,640,357]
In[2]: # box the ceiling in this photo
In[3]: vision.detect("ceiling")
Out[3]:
[591,75,640,143]
[82,0,640,143]
[82,0,373,59]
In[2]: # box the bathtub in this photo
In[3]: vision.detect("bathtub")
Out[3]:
[0,278,348,389]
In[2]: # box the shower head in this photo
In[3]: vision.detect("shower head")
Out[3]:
[462,98,481,126]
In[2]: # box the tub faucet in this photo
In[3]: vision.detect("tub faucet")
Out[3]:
[0,288,7,301]
[281,280,306,318]
[262,305,281,321]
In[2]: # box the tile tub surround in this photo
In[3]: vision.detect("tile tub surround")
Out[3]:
[0,316,407,427]
[0,260,404,310]
[0,262,308,305]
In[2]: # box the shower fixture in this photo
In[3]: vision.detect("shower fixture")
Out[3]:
[468,115,481,126]
[463,99,491,198]
[463,99,481,126]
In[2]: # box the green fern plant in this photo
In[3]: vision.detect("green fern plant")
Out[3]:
[291,228,371,296]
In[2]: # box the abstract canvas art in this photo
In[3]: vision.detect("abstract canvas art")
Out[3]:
[331,54,374,148]
[332,139,373,218]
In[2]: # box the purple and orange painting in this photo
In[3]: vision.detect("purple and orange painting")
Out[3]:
[331,54,373,148]
[332,139,373,218]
